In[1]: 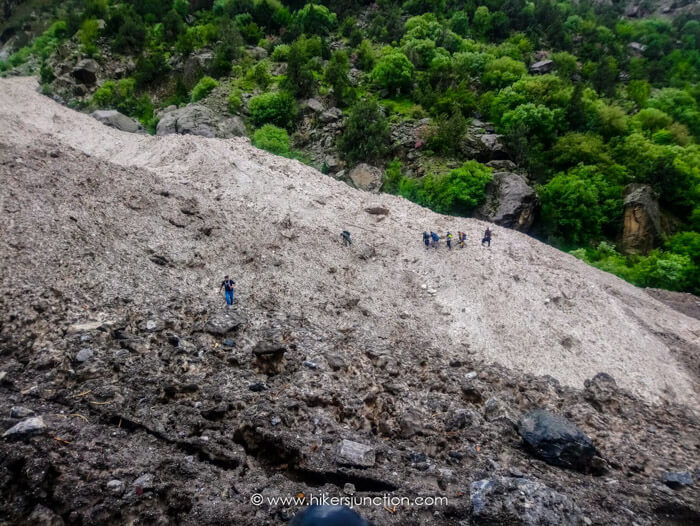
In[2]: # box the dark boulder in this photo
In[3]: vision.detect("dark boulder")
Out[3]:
[518,409,601,473]
[71,59,99,85]
[470,476,584,525]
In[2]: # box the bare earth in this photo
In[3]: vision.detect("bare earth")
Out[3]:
[1,76,697,406]
[1,77,699,525]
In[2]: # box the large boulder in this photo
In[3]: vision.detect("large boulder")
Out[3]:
[530,59,554,74]
[91,110,145,134]
[621,184,662,254]
[475,172,539,231]
[156,105,246,139]
[518,409,601,473]
[460,131,508,161]
[470,476,584,525]
[71,59,99,85]
[348,164,384,193]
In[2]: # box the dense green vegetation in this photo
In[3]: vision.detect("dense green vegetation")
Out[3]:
[3,0,699,293]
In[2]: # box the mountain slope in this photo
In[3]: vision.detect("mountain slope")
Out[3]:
[1,77,699,526]
[1,76,697,405]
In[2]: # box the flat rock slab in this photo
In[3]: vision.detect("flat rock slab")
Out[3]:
[204,311,244,335]
[3,416,46,439]
[337,439,375,468]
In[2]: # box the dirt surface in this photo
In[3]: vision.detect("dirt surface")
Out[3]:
[1,77,699,525]
[646,288,700,321]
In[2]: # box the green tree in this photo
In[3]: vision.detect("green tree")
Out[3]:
[337,99,391,165]
[482,56,527,89]
[472,6,492,38]
[324,50,352,105]
[416,161,494,214]
[283,39,316,97]
[295,3,337,35]
[371,48,414,94]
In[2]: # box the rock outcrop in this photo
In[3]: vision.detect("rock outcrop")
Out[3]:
[156,104,246,138]
[621,184,662,254]
[348,163,384,192]
[91,110,145,134]
[475,171,539,231]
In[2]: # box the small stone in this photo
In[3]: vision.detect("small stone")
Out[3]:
[337,439,376,468]
[222,339,235,347]
[3,416,46,439]
[248,382,268,392]
[133,473,154,490]
[75,348,94,363]
[271,417,281,426]
[106,479,124,494]
[10,406,35,418]
[343,483,356,496]
[145,320,158,331]
[303,360,318,369]
[661,471,693,489]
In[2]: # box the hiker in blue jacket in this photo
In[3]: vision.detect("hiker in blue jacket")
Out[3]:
[430,231,439,248]
[423,231,430,248]
[219,275,236,306]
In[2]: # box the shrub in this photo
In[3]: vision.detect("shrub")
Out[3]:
[271,44,290,61]
[248,91,297,128]
[295,3,337,35]
[337,98,391,164]
[253,124,290,154]
[356,39,376,71]
[227,89,243,113]
[92,78,154,124]
[482,56,527,89]
[413,161,493,214]
[191,76,219,102]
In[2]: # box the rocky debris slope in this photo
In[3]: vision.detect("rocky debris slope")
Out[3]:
[0,77,699,525]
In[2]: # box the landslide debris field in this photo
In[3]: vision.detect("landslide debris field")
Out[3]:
[0,77,698,525]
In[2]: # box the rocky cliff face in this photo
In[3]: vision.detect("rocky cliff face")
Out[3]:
[0,77,698,525]
[621,184,663,254]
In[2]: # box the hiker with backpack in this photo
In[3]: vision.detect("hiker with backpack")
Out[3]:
[446,231,453,250]
[430,231,439,248]
[423,231,430,248]
[458,231,466,249]
[219,275,236,306]
[482,227,492,247]
[341,230,352,246]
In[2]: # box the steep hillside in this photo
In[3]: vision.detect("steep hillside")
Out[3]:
[0,77,699,525]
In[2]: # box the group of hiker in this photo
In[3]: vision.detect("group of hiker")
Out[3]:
[423,227,492,249]
[220,226,494,305]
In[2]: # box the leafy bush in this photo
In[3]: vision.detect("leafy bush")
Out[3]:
[253,124,290,154]
[191,76,219,102]
[399,161,493,215]
[482,56,527,89]
[248,91,297,128]
[324,50,352,105]
[271,44,290,61]
[356,39,376,71]
[538,165,623,244]
[337,98,391,164]
[92,78,154,124]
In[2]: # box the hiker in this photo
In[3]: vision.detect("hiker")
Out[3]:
[341,230,352,246]
[446,231,453,250]
[423,230,430,248]
[430,231,439,248]
[482,227,492,247]
[219,275,236,306]
[459,231,466,248]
